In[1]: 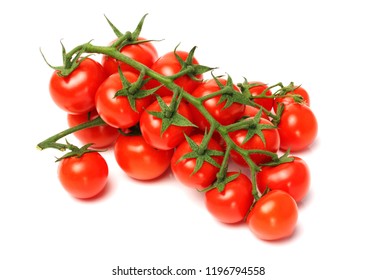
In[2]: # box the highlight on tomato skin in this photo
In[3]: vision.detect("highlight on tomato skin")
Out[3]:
[246,190,298,241]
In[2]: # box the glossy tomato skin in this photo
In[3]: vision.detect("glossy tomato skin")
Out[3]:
[145,50,202,97]
[273,85,310,113]
[171,134,224,190]
[247,190,298,240]
[101,37,158,76]
[114,135,173,180]
[57,152,108,199]
[247,82,273,111]
[257,156,310,202]
[205,172,254,224]
[67,109,119,148]
[139,96,194,150]
[278,103,318,152]
[95,71,152,129]
[49,58,107,114]
[189,79,245,131]
[229,118,280,166]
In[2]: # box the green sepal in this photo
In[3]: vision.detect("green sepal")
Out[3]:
[54,141,106,162]
[260,149,294,167]
[201,172,240,193]
[177,134,224,176]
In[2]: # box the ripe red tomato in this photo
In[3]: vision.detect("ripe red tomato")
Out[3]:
[278,103,318,152]
[67,109,119,148]
[114,135,173,180]
[229,118,280,166]
[101,37,158,76]
[139,96,194,150]
[257,156,310,202]
[273,85,310,112]
[171,134,224,190]
[189,78,245,131]
[243,105,269,120]
[49,58,107,114]
[145,50,202,96]
[247,82,273,111]
[247,190,298,240]
[95,71,152,129]
[57,152,108,199]
[205,172,254,224]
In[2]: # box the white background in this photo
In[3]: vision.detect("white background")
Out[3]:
[1,0,377,279]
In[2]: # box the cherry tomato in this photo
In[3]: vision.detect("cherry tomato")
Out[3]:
[229,118,280,166]
[67,109,119,148]
[243,105,269,120]
[274,85,310,113]
[205,172,254,224]
[139,96,194,150]
[114,135,173,180]
[257,156,310,202]
[95,71,152,129]
[189,78,245,131]
[171,134,224,190]
[57,152,108,199]
[145,50,202,97]
[49,58,107,114]
[247,190,298,240]
[101,37,158,76]
[278,103,318,152]
[247,82,273,111]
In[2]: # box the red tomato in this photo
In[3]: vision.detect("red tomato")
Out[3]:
[247,190,298,240]
[139,96,194,150]
[49,58,107,114]
[145,50,202,96]
[229,118,280,166]
[57,152,108,199]
[205,172,254,224]
[247,82,274,111]
[257,156,310,202]
[67,109,119,148]
[171,134,224,190]
[114,135,173,180]
[243,105,269,120]
[95,71,152,129]
[274,85,310,112]
[189,78,245,131]
[101,37,158,76]
[278,103,318,152]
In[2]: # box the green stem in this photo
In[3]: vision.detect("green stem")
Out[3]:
[37,116,106,151]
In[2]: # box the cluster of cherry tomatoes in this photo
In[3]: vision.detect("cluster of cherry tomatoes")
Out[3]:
[39,16,318,241]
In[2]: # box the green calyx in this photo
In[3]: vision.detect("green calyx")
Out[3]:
[54,141,105,162]
[147,93,197,136]
[114,68,160,112]
[177,133,224,176]
[172,45,214,81]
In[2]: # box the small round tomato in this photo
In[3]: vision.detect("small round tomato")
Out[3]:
[274,85,310,113]
[205,172,254,224]
[171,134,224,190]
[101,37,158,76]
[247,82,274,111]
[114,135,173,180]
[229,118,280,166]
[57,152,108,199]
[189,78,245,131]
[278,103,318,152]
[145,50,202,97]
[139,96,194,150]
[257,156,310,202]
[95,71,152,129]
[247,190,298,240]
[243,105,269,120]
[49,58,107,114]
[67,109,119,148]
